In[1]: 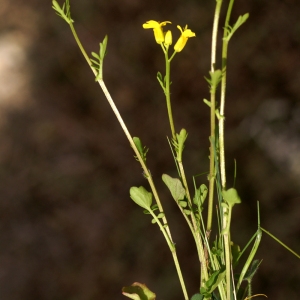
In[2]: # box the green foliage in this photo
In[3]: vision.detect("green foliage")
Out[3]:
[222,188,241,207]
[52,1,300,300]
[172,129,188,162]
[200,267,226,296]
[224,13,249,42]
[162,174,186,202]
[204,70,222,93]
[151,212,165,224]
[133,137,149,163]
[122,282,156,300]
[190,294,204,300]
[193,184,208,208]
[90,35,108,81]
[244,259,262,282]
[130,186,152,210]
[157,71,166,91]
[52,0,73,24]
[231,242,241,267]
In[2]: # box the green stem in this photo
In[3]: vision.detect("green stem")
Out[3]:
[178,162,209,285]
[261,227,300,259]
[206,0,223,234]
[236,229,262,292]
[221,204,233,300]
[68,20,191,299]
[224,232,231,300]
[150,212,189,300]
[219,2,235,299]
[164,49,176,140]
[172,250,189,300]
[219,0,235,190]
[237,202,262,292]
[69,23,94,72]
[211,0,223,71]
[68,21,175,246]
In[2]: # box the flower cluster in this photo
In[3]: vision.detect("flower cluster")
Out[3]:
[142,20,195,52]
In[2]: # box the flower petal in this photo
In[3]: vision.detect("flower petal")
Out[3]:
[143,20,160,29]
[183,29,196,38]
[143,20,171,29]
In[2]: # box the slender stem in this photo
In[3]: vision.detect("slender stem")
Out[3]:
[219,3,235,299]
[219,0,235,190]
[98,80,172,234]
[223,208,232,300]
[164,50,176,140]
[237,202,262,292]
[211,0,223,72]
[178,162,209,284]
[236,229,262,292]
[68,21,192,299]
[261,227,300,259]
[150,211,189,299]
[206,0,223,234]
[68,21,176,242]
[69,24,94,71]
[172,250,189,300]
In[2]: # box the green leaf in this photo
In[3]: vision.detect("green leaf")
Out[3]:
[93,35,108,81]
[162,174,186,202]
[203,98,211,108]
[204,267,226,293]
[190,293,204,300]
[222,188,241,207]
[91,52,100,59]
[100,35,108,59]
[90,59,100,66]
[179,200,187,208]
[156,72,165,90]
[52,0,73,24]
[199,287,210,298]
[224,13,249,42]
[204,70,222,93]
[157,72,162,81]
[231,241,241,266]
[133,137,148,163]
[122,282,156,300]
[157,212,165,218]
[151,204,158,211]
[244,259,262,281]
[130,186,153,209]
[173,129,188,162]
[193,184,208,207]
[211,239,223,258]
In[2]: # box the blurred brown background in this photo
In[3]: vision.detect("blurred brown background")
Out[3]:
[0,0,299,299]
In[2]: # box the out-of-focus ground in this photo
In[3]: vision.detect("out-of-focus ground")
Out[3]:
[0,0,299,299]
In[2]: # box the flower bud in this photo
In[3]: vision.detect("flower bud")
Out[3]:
[164,30,172,46]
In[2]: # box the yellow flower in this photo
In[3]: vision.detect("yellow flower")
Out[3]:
[174,25,196,52]
[143,20,171,44]
[164,30,172,46]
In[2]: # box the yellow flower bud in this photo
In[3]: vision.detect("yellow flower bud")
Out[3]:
[174,25,196,52]
[143,20,171,44]
[164,30,172,46]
